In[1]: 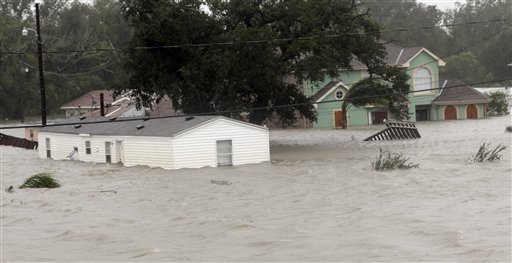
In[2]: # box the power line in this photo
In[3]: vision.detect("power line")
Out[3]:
[0,18,510,55]
[403,23,512,74]
[1,78,509,130]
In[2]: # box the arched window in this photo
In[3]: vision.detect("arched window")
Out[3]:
[414,67,432,94]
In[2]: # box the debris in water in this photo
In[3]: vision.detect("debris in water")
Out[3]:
[211,180,232,185]
[5,185,14,193]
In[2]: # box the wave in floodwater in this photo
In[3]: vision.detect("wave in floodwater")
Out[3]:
[1,116,511,261]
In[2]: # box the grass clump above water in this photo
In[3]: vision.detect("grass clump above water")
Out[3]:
[19,173,60,189]
[372,148,419,171]
[472,143,507,163]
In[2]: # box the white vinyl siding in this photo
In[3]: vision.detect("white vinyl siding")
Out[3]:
[173,119,269,169]
[121,137,173,169]
[38,117,268,170]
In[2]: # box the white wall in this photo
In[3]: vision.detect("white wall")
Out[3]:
[173,118,269,169]
[122,136,173,169]
[38,118,269,170]
[39,132,174,169]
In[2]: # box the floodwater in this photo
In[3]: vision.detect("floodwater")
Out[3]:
[1,116,511,261]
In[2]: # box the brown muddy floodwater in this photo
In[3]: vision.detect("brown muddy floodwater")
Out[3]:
[1,116,511,261]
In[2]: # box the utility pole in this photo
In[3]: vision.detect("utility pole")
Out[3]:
[35,2,47,126]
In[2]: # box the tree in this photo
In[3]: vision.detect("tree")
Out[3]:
[487,91,510,116]
[441,51,493,84]
[0,0,130,121]
[340,67,410,129]
[447,0,512,84]
[0,0,39,122]
[362,0,451,56]
[119,0,410,126]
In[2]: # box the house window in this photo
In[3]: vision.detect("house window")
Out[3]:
[85,141,91,155]
[413,67,433,94]
[334,90,344,100]
[29,128,34,140]
[105,142,112,163]
[45,138,51,158]
[216,140,233,166]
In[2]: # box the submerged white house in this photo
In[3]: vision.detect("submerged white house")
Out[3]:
[38,116,270,169]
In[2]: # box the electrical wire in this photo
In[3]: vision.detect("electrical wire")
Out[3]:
[0,18,510,55]
[0,78,509,130]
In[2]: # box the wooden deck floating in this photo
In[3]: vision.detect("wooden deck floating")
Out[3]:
[0,133,38,150]
[363,121,421,141]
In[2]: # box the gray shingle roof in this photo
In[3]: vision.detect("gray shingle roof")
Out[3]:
[40,116,255,137]
[350,42,424,69]
[310,81,339,102]
[432,79,491,105]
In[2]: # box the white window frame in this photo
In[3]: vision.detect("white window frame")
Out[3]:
[334,89,344,100]
[216,140,233,166]
[45,138,51,158]
[85,141,91,155]
[413,67,433,95]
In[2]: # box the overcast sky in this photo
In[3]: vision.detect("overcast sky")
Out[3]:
[416,0,467,11]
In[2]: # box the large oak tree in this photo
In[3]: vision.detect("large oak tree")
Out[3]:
[119,0,410,125]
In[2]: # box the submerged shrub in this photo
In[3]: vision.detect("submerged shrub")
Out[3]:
[472,143,507,163]
[19,173,60,189]
[372,148,419,171]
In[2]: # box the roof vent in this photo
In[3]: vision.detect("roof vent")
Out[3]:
[74,124,82,129]
[78,116,86,120]
[143,117,150,121]
[109,117,117,121]
[136,125,144,130]
[185,116,194,121]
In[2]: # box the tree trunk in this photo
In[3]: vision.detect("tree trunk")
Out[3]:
[341,108,347,129]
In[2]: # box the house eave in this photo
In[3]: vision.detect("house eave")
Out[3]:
[432,99,490,105]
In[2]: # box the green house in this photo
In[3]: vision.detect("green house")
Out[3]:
[305,42,487,128]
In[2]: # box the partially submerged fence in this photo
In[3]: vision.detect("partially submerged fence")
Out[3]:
[364,121,421,141]
[0,133,38,150]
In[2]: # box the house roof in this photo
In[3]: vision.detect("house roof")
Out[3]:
[60,90,114,110]
[310,80,349,102]
[432,79,491,105]
[40,115,266,137]
[61,90,115,109]
[350,42,445,69]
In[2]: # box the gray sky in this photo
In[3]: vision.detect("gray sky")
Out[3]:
[416,0,467,11]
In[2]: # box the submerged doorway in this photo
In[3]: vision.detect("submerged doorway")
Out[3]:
[115,140,124,163]
[371,111,388,124]
[444,105,457,120]
[415,105,431,121]
[466,104,478,119]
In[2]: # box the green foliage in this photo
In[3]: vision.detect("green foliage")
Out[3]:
[471,143,507,163]
[362,0,511,87]
[19,173,60,188]
[119,0,408,125]
[372,148,419,171]
[340,71,410,128]
[0,0,129,121]
[487,91,510,116]
[441,52,493,84]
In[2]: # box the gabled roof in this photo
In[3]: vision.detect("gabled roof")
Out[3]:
[350,42,445,69]
[40,116,266,137]
[310,80,349,102]
[61,90,115,109]
[432,79,491,105]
